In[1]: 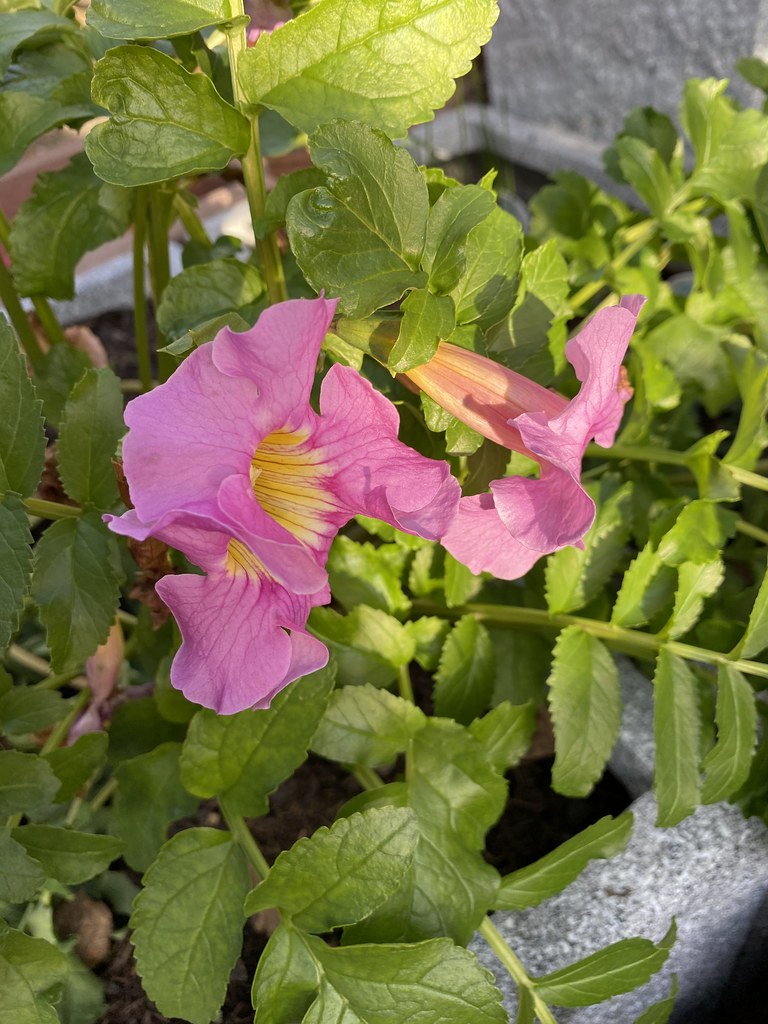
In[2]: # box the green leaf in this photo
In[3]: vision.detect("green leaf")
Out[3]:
[240,0,499,138]
[246,807,419,932]
[434,615,495,725]
[0,686,65,737]
[287,121,428,318]
[656,500,737,566]
[444,551,483,607]
[11,825,124,884]
[257,167,327,239]
[344,720,504,945]
[0,828,45,903]
[113,742,198,872]
[107,697,186,765]
[31,513,121,673]
[632,977,678,1023]
[0,316,44,497]
[85,46,250,186]
[180,666,334,816]
[87,0,238,39]
[548,627,621,798]
[733,559,768,658]
[722,338,768,470]
[661,559,724,639]
[311,684,426,768]
[43,732,108,803]
[327,536,410,616]
[0,494,33,652]
[0,750,60,817]
[0,926,70,1024]
[388,289,455,373]
[57,368,124,509]
[469,701,536,774]
[131,828,250,1024]
[701,665,757,803]
[615,136,673,217]
[533,922,675,1007]
[545,479,633,615]
[450,205,523,327]
[645,316,736,417]
[404,616,450,672]
[495,813,633,911]
[34,344,92,430]
[653,651,701,827]
[252,924,320,1024]
[611,542,677,629]
[0,9,75,77]
[155,258,265,340]
[9,154,132,299]
[306,934,507,1024]
[309,607,415,688]
[423,184,496,293]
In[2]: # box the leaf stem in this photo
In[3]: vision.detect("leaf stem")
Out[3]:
[40,688,90,754]
[172,193,211,246]
[225,10,288,304]
[132,188,153,392]
[89,776,117,812]
[20,495,82,520]
[397,664,415,703]
[0,257,45,372]
[479,916,559,1024]
[147,188,175,381]
[219,795,271,880]
[350,764,385,791]
[587,442,768,493]
[568,220,657,311]
[409,600,768,681]
[736,519,768,546]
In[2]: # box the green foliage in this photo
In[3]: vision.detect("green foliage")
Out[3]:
[87,0,239,40]
[180,667,334,815]
[43,732,108,802]
[10,825,124,885]
[240,0,499,138]
[288,121,429,317]
[0,494,33,653]
[433,615,495,724]
[0,829,45,903]
[311,685,426,767]
[131,828,251,1024]
[0,316,44,497]
[309,606,415,688]
[0,685,65,736]
[653,651,701,827]
[57,368,125,509]
[388,289,455,373]
[496,813,633,910]
[700,665,757,803]
[0,925,71,1024]
[0,750,60,817]
[86,46,250,186]
[548,627,622,798]
[156,258,266,340]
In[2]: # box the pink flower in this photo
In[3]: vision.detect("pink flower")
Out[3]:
[106,298,459,714]
[405,296,644,579]
[245,0,287,44]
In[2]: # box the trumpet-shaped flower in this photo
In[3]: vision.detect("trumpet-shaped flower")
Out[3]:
[106,298,459,713]
[405,296,644,579]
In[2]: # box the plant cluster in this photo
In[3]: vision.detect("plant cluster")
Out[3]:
[1,2,768,1022]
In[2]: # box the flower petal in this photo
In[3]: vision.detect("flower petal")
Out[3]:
[156,570,323,714]
[490,467,594,551]
[212,297,337,425]
[317,364,460,539]
[441,492,543,579]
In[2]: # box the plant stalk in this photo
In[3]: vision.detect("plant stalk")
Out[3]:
[0,257,45,371]
[219,795,271,880]
[588,442,768,493]
[40,689,90,754]
[479,917,559,1024]
[225,8,288,304]
[0,208,67,347]
[132,189,154,391]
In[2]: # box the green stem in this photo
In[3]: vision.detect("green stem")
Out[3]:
[89,777,117,813]
[147,188,175,381]
[225,11,288,304]
[588,442,768,493]
[397,664,415,703]
[132,189,153,392]
[172,193,211,246]
[5,645,81,691]
[219,795,271,880]
[410,600,768,681]
[351,764,385,791]
[40,688,90,754]
[479,917,559,1024]
[736,519,768,546]
[18,496,82,520]
[568,220,657,311]
[0,257,45,371]
[0,209,67,347]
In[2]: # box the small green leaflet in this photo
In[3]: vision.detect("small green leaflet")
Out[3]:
[632,976,679,1023]
[43,731,108,802]
[611,542,677,629]
[0,829,45,903]
[495,813,632,911]
[311,684,426,768]
[700,665,757,803]
[113,742,199,871]
[469,701,536,773]
[434,615,496,725]
[327,536,410,615]
[31,513,121,674]
[731,557,768,659]
[655,500,736,566]
[0,9,75,77]
[156,258,265,341]
[653,650,701,827]
[9,153,133,300]
[87,0,237,40]
[0,316,44,497]
[388,289,455,373]
[245,807,419,932]
[252,924,320,1024]
[0,495,32,653]
[308,606,415,688]
[287,121,429,318]
[240,0,499,139]
[0,749,60,817]
[0,926,71,1024]
[423,184,496,294]
[86,46,250,186]
[131,828,250,1024]
[450,205,523,327]
[0,685,65,737]
[722,338,768,469]
[11,825,124,885]
[304,934,507,1024]
[660,559,724,639]
[548,627,622,798]
[533,921,675,1007]
[34,344,93,429]
[615,136,674,218]
[57,368,125,509]
[180,666,334,816]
